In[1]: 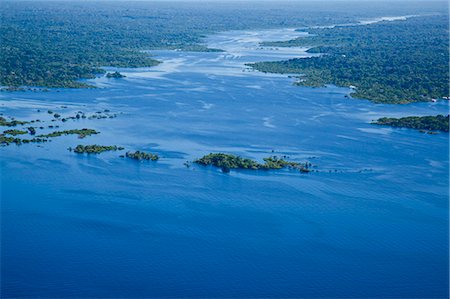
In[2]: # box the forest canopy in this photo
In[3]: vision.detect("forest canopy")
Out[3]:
[249,15,449,104]
[373,115,449,132]
[1,1,446,89]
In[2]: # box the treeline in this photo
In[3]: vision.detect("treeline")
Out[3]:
[374,115,449,132]
[251,16,449,104]
[1,1,445,88]
[1,26,159,88]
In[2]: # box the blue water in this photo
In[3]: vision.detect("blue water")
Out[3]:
[1,27,448,298]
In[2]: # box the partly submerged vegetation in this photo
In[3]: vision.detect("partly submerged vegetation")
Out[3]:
[70,144,124,154]
[39,129,99,139]
[0,107,121,148]
[0,135,48,145]
[125,151,159,161]
[194,153,311,173]
[176,45,224,52]
[0,116,29,127]
[106,71,126,79]
[249,16,449,104]
[3,129,27,136]
[373,115,449,133]
[0,127,99,146]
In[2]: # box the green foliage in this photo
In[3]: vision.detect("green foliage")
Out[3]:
[250,16,449,104]
[194,153,310,173]
[3,129,27,136]
[176,45,224,52]
[106,72,126,79]
[0,116,29,127]
[71,144,124,154]
[3,1,442,89]
[262,156,311,172]
[0,135,18,145]
[39,128,99,139]
[195,153,260,171]
[125,151,159,161]
[373,115,449,132]
[0,135,48,145]
[20,138,49,144]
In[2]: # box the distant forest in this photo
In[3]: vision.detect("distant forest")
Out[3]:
[0,1,447,89]
[249,15,449,104]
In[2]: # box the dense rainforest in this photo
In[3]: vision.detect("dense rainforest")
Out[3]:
[250,15,449,104]
[374,115,449,132]
[0,1,446,89]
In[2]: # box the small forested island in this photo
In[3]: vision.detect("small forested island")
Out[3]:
[373,115,449,133]
[39,129,99,139]
[106,71,126,79]
[194,153,311,173]
[177,45,224,52]
[249,16,449,104]
[125,151,159,161]
[70,144,124,154]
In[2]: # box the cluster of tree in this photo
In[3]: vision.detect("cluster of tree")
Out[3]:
[38,128,99,139]
[1,127,100,146]
[45,110,117,122]
[70,144,124,154]
[0,108,120,148]
[106,72,126,79]
[373,115,449,132]
[194,153,310,173]
[1,1,444,88]
[176,45,224,52]
[3,129,27,136]
[0,116,29,127]
[250,16,449,104]
[0,135,48,145]
[262,156,311,173]
[125,151,159,161]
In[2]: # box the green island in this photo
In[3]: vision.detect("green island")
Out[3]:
[125,151,159,161]
[0,116,29,127]
[194,153,311,173]
[39,129,99,139]
[106,71,126,79]
[249,16,449,104]
[0,135,48,145]
[176,45,224,52]
[70,144,124,154]
[373,115,449,133]
[3,129,27,136]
